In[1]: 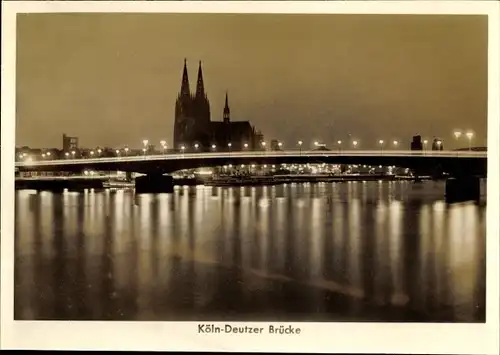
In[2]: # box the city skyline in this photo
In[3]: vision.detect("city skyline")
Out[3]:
[16,13,487,149]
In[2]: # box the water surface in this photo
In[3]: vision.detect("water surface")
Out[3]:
[14,181,486,322]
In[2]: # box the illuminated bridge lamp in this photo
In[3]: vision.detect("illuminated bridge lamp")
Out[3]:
[314,141,319,146]
[194,143,199,150]
[46,152,51,157]
[124,147,129,155]
[393,140,398,147]
[211,144,216,150]
[97,148,102,155]
[453,131,462,140]
[243,143,248,149]
[241,164,245,168]
[71,150,76,157]
[181,145,186,152]
[228,142,232,147]
[142,139,149,147]
[115,149,120,155]
[90,151,95,156]
[352,140,358,147]
[65,152,70,158]
[42,153,46,158]
[278,142,283,148]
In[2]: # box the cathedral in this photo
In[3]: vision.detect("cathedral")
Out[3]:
[173,60,263,152]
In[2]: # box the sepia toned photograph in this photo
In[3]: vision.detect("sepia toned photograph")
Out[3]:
[1,1,499,353]
[12,11,489,323]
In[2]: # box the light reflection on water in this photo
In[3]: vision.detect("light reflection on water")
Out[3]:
[14,181,486,322]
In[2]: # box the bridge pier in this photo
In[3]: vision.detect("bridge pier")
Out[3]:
[135,174,174,193]
[125,171,133,182]
[445,176,481,203]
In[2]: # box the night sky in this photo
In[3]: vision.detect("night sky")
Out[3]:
[16,13,487,150]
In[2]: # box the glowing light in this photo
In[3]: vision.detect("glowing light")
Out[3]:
[228,142,232,147]
[160,140,166,147]
[352,140,358,146]
[453,131,462,139]
[212,144,216,149]
[337,140,342,145]
[194,143,199,149]
[298,140,303,146]
[142,139,149,147]
[243,143,248,148]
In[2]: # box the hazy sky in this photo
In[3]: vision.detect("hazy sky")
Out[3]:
[16,13,487,149]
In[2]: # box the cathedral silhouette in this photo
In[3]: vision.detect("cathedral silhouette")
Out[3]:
[173,59,263,152]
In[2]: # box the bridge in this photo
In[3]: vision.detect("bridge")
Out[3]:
[16,150,487,201]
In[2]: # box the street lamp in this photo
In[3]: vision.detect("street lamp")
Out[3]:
[90,150,95,157]
[314,141,319,147]
[142,148,147,156]
[243,143,249,150]
[466,131,474,150]
[352,140,358,148]
[71,150,76,158]
[46,151,51,157]
[160,140,167,154]
[378,139,384,151]
[142,139,149,155]
[278,141,283,149]
[453,131,462,140]
[42,153,46,158]
[65,152,70,158]
[212,144,217,150]
[393,140,398,148]
[124,147,129,156]
[115,149,120,156]
[181,145,186,154]
[423,139,428,151]
[194,143,199,150]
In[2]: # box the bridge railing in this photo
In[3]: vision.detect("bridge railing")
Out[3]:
[15,149,487,167]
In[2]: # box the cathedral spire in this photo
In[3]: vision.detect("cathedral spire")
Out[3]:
[195,60,205,98]
[223,91,230,123]
[180,58,190,97]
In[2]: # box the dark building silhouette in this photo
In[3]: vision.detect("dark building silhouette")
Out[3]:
[410,135,423,150]
[432,138,443,151]
[62,134,78,152]
[173,60,263,152]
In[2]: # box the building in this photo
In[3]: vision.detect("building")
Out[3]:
[410,135,423,150]
[173,60,263,152]
[62,134,78,152]
[432,138,443,151]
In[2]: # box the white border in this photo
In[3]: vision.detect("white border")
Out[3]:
[1,1,499,353]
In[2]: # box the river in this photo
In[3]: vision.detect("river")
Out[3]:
[14,180,486,322]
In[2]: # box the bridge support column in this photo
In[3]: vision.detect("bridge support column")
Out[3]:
[135,174,174,194]
[445,176,480,203]
[125,172,133,182]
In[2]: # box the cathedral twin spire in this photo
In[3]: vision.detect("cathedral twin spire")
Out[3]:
[180,58,206,99]
[179,59,230,123]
